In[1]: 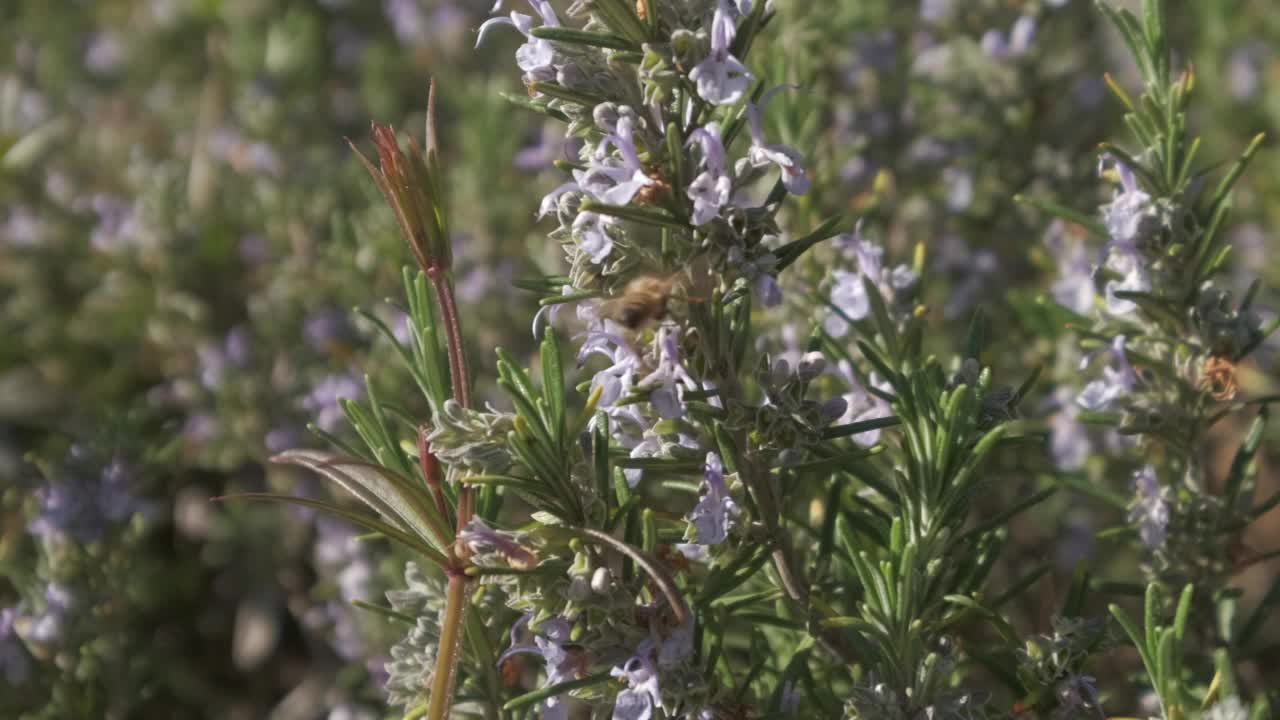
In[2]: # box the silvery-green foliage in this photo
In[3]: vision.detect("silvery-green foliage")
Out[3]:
[383,563,445,711]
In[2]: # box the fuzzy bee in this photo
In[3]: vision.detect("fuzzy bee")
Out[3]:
[599,273,683,330]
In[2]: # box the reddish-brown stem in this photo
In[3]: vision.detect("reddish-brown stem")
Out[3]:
[423,264,477,720]
[417,429,452,526]
[427,268,471,412]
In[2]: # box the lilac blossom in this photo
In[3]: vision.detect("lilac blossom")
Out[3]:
[575,115,655,206]
[636,326,699,419]
[686,123,733,225]
[1055,674,1103,718]
[477,1,561,83]
[500,615,578,720]
[384,0,428,46]
[689,3,752,105]
[1129,465,1168,549]
[1047,388,1090,471]
[1076,335,1138,411]
[745,86,811,195]
[835,361,893,447]
[88,194,143,252]
[581,328,648,438]
[197,326,252,389]
[981,16,1036,59]
[610,641,663,720]
[302,373,366,433]
[574,209,615,262]
[1100,239,1151,317]
[3,205,46,247]
[1226,44,1267,101]
[21,583,75,647]
[677,452,740,558]
[824,230,916,337]
[29,454,147,543]
[458,517,538,569]
[1099,155,1159,246]
[1044,220,1096,315]
[304,309,353,354]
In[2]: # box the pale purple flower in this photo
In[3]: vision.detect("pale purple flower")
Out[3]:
[574,114,654,206]
[611,641,663,720]
[574,211,616,265]
[920,0,953,22]
[85,32,126,75]
[1101,239,1151,316]
[2,206,47,247]
[1055,674,1103,718]
[538,181,579,219]
[477,0,561,82]
[303,373,366,433]
[313,516,375,603]
[982,16,1036,59]
[687,123,733,225]
[500,615,577,720]
[581,329,648,440]
[943,166,974,211]
[1047,390,1090,471]
[384,0,428,45]
[624,431,664,488]
[88,194,143,252]
[1227,44,1267,101]
[516,122,574,171]
[458,517,538,568]
[1076,335,1137,411]
[637,327,699,419]
[29,454,145,543]
[689,3,752,105]
[835,361,893,447]
[1129,465,1168,549]
[23,584,75,647]
[746,86,810,195]
[678,452,740,552]
[198,326,252,389]
[1100,156,1158,249]
[304,309,353,353]
[1044,220,1096,315]
[824,231,915,337]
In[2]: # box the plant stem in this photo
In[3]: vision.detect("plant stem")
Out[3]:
[426,570,473,720]
[424,264,480,720]
[418,429,453,531]
[428,268,472,410]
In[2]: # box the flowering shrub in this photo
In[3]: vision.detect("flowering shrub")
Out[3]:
[2,0,1278,718]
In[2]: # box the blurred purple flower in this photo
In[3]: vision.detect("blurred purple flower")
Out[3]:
[1076,335,1137,411]
[746,86,810,195]
[302,373,366,433]
[500,615,578,719]
[1129,465,1168,549]
[29,453,147,543]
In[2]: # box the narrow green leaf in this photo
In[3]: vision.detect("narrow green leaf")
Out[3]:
[579,199,688,228]
[530,25,637,50]
[218,492,447,567]
[502,671,612,711]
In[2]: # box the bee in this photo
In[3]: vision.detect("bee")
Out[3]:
[599,273,683,330]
